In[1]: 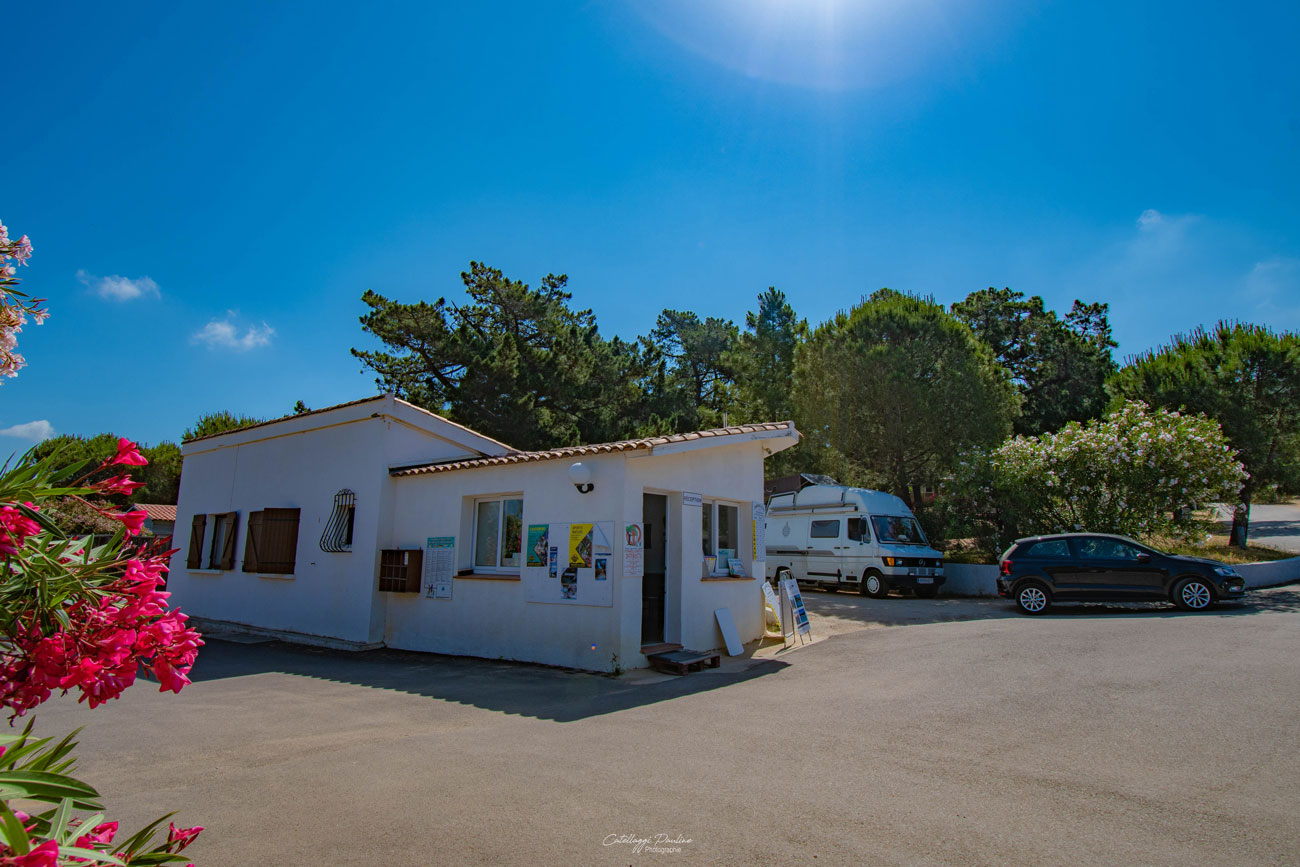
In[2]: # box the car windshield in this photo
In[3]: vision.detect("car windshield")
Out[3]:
[871,515,926,545]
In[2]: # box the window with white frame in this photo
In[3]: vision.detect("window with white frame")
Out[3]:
[473,496,523,571]
[701,500,740,559]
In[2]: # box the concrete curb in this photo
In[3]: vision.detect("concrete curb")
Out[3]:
[191,617,385,652]
[939,558,1300,597]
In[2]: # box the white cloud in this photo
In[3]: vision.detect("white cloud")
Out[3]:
[0,420,55,441]
[76,269,161,302]
[192,312,275,351]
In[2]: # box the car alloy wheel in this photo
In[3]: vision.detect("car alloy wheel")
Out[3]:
[1016,584,1049,614]
[1176,578,1213,611]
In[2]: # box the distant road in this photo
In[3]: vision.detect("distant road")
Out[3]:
[1246,503,1300,554]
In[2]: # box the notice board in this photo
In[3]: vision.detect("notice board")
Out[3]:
[523,521,614,607]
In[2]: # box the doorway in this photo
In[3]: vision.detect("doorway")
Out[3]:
[642,493,667,645]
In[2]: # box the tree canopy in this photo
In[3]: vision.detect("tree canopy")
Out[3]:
[352,262,651,449]
[952,288,1116,435]
[1109,321,1300,545]
[183,410,265,441]
[794,289,1019,500]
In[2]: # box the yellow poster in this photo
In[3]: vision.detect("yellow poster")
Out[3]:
[569,523,593,568]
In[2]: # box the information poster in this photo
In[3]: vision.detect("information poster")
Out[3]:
[623,522,644,578]
[569,523,593,567]
[424,536,455,599]
[526,524,549,567]
[752,502,766,559]
[548,547,558,578]
[779,575,812,642]
[594,521,613,556]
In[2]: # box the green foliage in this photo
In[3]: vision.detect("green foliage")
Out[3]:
[30,437,180,510]
[936,401,1246,556]
[728,288,808,475]
[291,400,310,415]
[353,262,653,449]
[182,410,264,442]
[952,288,1116,435]
[793,289,1018,499]
[642,308,740,432]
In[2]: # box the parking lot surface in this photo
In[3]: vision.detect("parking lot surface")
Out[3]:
[31,586,1300,865]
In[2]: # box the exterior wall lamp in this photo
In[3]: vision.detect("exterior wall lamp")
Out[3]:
[568,462,594,494]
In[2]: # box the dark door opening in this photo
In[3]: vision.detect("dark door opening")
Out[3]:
[642,493,667,644]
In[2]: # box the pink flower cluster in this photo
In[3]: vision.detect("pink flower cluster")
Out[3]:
[0,817,201,866]
[0,553,204,715]
[0,502,41,557]
[0,219,45,381]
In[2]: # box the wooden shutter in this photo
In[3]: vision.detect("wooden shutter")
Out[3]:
[186,514,207,569]
[220,512,239,570]
[259,508,301,574]
[243,511,263,573]
[378,549,423,593]
[404,548,423,592]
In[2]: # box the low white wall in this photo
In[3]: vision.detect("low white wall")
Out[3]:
[1238,557,1300,589]
[939,558,1300,597]
[942,564,999,597]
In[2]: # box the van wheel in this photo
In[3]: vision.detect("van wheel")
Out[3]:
[861,571,889,598]
[914,585,938,599]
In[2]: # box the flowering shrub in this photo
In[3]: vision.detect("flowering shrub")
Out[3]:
[0,220,43,381]
[937,401,1247,556]
[0,222,204,865]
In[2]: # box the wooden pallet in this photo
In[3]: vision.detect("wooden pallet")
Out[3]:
[646,648,721,675]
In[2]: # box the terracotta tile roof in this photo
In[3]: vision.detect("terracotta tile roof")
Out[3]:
[390,421,797,477]
[134,503,177,522]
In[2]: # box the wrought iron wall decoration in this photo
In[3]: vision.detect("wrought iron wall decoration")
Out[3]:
[319,489,356,553]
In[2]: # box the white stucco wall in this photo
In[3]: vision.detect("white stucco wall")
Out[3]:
[168,398,489,645]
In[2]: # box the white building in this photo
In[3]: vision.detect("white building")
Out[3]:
[168,395,799,671]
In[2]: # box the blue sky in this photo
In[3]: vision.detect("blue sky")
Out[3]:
[3,0,1298,448]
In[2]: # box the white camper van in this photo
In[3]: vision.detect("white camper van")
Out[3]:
[765,484,946,598]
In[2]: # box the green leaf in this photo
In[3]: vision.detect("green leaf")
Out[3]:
[0,769,103,808]
[0,800,32,854]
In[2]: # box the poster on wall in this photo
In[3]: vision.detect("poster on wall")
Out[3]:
[594,521,613,555]
[424,536,455,600]
[523,521,613,607]
[752,502,766,559]
[527,525,549,567]
[623,522,644,578]
[569,523,593,567]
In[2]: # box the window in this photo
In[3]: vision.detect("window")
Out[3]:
[810,520,840,539]
[473,497,523,571]
[243,508,301,575]
[870,515,926,545]
[847,517,869,543]
[1026,539,1071,558]
[187,512,238,571]
[702,501,740,557]
[1077,537,1143,560]
[320,489,356,553]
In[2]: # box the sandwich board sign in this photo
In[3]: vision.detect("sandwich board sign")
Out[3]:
[779,575,812,645]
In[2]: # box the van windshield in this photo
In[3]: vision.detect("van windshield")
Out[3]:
[871,515,926,545]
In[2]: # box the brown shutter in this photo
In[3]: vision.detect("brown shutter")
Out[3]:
[258,508,301,574]
[186,514,207,569]
[220,512,239,570]
[404,548,423,592]
[243,511,263,573]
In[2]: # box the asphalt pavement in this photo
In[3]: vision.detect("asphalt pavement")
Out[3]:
[1245,502,1300,554]
[28,587,1300,866]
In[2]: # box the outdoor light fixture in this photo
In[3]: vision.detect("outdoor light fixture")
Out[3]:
[568,462,594,494]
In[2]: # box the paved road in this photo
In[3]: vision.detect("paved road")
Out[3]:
[31,588,1300,866]
[1246,503,1300,554]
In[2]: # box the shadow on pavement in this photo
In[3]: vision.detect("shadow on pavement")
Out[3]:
[187,639,787,723]
[1039,585,1300,618]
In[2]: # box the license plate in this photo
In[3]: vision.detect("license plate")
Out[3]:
[917,576,934,584]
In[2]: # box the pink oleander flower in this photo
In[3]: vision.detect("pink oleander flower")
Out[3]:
[74,820,118,849]
[1,839,60,866]
[166,823,203,852]
[111,437,148,467]
[96,474,145,496]
[12,235,32,264]
[114,510,148,537]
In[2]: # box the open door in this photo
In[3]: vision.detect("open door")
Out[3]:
[642,493,667,644]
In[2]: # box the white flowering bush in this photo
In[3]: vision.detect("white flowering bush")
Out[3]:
[937,401,1246,556]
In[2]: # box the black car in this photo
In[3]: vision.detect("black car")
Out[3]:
[996,533,1247,615]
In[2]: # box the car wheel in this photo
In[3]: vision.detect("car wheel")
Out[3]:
[914,585,938,599]
[1015,581,1051,615]
[1173,576,1215,611]
[861,570,889,598]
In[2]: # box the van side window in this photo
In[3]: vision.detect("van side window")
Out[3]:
[847,517,868,542]
[810,520,840,539]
